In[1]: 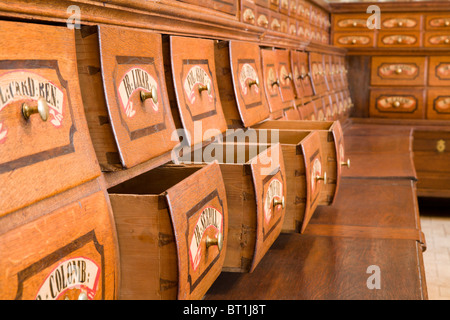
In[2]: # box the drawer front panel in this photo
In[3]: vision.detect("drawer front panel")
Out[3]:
[298,101,317,120]
[229,41,270,127]
[333,32,374,48]
[333,14,370,31]
[300,131,324,231]
[256,6,270,29]
[309,52,326,95]
[297,52,314,97]
[165,162,228,300]
[290,50,304,98]
[0,21,100,217]
[429,56,450,86]
[170,36,227,146]
[370,89,425,119]
[0,191,117,300]
[426,89,450,120]
[378,32,420,48]
[241,0,256,25]
[275,50,296,103]
[371,56,426,86]
[426,15,450,30]
[249,144,286,272]
[381,14,422,30]
[425,32,450,47]
[98,25,178,169]
[261,49,284,113]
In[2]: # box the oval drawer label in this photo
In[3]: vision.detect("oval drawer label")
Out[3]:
[189,207,223,272]
[35,257,100,300]
[184,66,213,104]
[436,63,450,79]
[378,64,419,78]
[263,178,283,225]
[382,35,417,45]
[239,63,259,96]
[434,96,450,113]
[311,158,322,193]
[117,67,159,118]
[377,96,416,109]
[382,18,417,28]
[0,71,65,127]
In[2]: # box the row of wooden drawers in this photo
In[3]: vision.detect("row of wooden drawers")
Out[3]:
[0,20,350,300]
[334,12,450,32]
[241,1,330,44]
[371,56,450,87]
[369,88,450,120]
[334,31,450,48]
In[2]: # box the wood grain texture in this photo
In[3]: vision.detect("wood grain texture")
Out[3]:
[169,36,227,146]
[0,191,117,300]
[228,41,271,127]
[0,20,100,217]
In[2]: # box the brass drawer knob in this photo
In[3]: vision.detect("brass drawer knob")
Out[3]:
[398,21,404,27]
[258,15,269,28]
[198,82,212,95]
[445,20,450,27]
[341,158,351,168]
[393,100,401,108]
[78,292,88,300]
[395,68,403,74]
[316,172,327,185]
[437,139,446,153]
[206,233,223,251]
[273,196,285,209]
[22,97,49,122]
[284,73,292,81]
[140,86,158,105]
[351,38,357,45]
[445,38,450,44]
[248,78,259,88]
[243,9,255,23]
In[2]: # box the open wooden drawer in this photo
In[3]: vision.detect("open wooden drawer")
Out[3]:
[108,162,228,300]
[252,120,350,205]
[172,142,286,273]
[249,129,327,233]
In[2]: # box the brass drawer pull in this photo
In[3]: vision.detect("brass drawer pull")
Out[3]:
[243,9,255,23]
[316,172,327,184]
[140,86,158,105]
[395,68,403,74]
[393,100,402,108]
[248,78,259,88]
[437,139,446,153]
[273,196,285,209]
[22,97,49,121]
[271,79,280,87]
[284,73,292,81]
[341,159,351,168]
[206,233,223,251]
[198,82,212,95]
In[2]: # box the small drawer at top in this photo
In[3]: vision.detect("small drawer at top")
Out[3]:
[261,49,284,113]
[178,0,237,15]
[0,21,100,217]
[76,25,178,171]
[109,162,228,300]
[228,41,270,127]
[169,36,228,147]
[380,13,422,30]
[371,56,426,86]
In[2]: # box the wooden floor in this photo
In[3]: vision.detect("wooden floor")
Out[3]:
[419,198,450,300]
